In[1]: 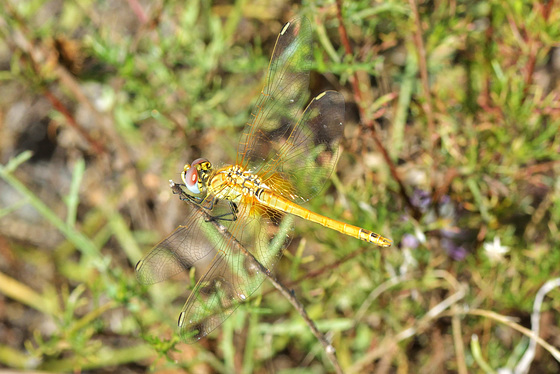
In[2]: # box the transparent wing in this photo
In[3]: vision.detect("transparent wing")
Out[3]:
[137,195,293,342]
[135,196,232,285]
[236,17,345,203]
[237,17,313,172]
[257,90,345,203]
[176,200,293,342]
[136,214,215,285]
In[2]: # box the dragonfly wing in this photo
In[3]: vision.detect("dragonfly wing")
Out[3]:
[178,201,293,342]
[235,17,345,203]
[237,17,312,171]
[258,90,345,203]
[136,200,225,285]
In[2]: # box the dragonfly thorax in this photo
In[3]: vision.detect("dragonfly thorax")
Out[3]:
[208,164,268,203]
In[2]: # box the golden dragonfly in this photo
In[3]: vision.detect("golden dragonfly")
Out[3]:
[136,17,392,343]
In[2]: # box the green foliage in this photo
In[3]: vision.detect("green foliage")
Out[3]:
[0,0,559,372]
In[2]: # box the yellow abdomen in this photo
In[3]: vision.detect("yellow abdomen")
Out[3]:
[258,190,392,247]
[208,165,392,247]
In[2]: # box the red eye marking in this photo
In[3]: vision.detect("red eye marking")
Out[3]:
[185,167,198,187]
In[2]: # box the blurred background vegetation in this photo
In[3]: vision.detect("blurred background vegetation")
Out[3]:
[1,0,559,372]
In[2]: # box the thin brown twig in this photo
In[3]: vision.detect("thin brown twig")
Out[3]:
[170,182,344,374]
[408,0,436,145]
[479,9,494,111]
[126,0,148,24]
[542,0,555,20]
[408,0,443,203]
[2,3,107,156]
[43,90,107,154]
[521,1,554,103]
[522,38,539,102]
[4,1,160,231]
[333,1,419,218]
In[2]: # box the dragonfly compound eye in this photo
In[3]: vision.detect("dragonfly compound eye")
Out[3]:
[182,165,201,194]
[191,158,211,170]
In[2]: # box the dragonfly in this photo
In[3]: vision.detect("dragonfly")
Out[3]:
[135,17,392,343]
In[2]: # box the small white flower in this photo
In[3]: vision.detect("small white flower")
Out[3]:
[483,237,510,263]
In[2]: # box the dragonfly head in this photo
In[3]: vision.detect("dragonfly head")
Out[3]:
[181,158,212,195]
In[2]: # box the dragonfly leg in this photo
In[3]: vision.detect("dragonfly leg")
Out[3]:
[220,201,239,221]
[205,201,239,222]
[171,180,237,221]
[178,192,205,205]
[171,183,206,205]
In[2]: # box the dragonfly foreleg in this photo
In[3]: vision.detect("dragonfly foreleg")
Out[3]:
[170,182,206,205]
[177,192,205,205]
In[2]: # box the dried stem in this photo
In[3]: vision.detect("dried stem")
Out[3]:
[126,0,148,24]
[170,182,344,374]
[408,0,436,145]
[348,281,466,373]
[3,1,159,230]
[43,90,107,154]
[2,2,107,156]
[333,1,420,218]
[520,1,554,103]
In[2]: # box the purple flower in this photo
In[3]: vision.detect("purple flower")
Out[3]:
[402,233,420,249]
[411,189,432,212]
[441,238,468,260]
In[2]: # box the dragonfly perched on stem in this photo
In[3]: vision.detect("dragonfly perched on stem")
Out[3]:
[136,16,392,343]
